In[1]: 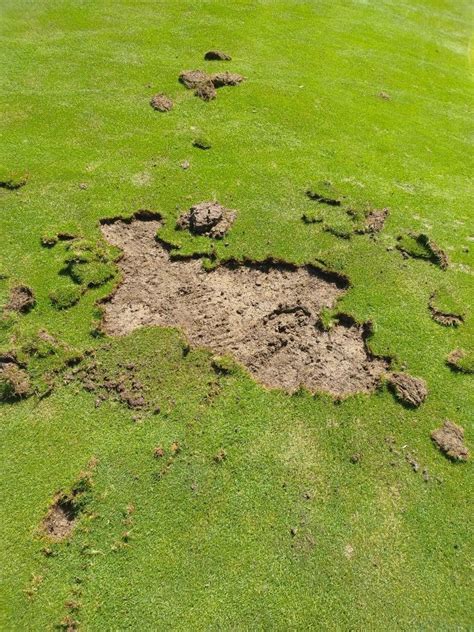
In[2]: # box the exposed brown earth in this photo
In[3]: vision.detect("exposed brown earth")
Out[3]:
[42,495,78,540]
[179,69,245,101]
[100,218,388,396]
[359,208,389,234]
[431,421,469,461]
[0,359,30,400]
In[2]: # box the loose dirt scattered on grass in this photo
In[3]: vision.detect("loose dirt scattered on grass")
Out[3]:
[5,285,35,313]
[431,421,469,461]
[204,50,232,61]
[100,218,389,396]
[387,372,428,407]
[150,93,173,112]
[176,201,236,238]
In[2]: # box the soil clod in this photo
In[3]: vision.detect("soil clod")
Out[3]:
[0,361,30,400]
[150,93,173,112]
[179,69,244,101]
[176,201,236,238]
[100,218,388,396]
[388,372,428,407]
[446,348,474,374]
[431,420,469,461]
[210,72,245,87]
[204,50,232,61]
[194,81,217,101]
[5,285,35,313]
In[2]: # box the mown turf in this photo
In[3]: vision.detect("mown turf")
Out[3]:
[0,0,473,629]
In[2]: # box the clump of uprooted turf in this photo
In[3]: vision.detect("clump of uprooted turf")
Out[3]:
[179,68,245,101]
[428,289,465,327]
[176,201,237,238]
[302,184,389,238]
[387,372,428,407]
[4,285,35,314]
[431,420,469,461]
[446,348,474,374]
[0,355,30,401]
[396,232,449,269]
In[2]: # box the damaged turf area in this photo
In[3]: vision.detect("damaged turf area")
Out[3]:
[100,217,388,396]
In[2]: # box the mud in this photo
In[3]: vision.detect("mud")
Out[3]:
[388,372,428,407]
[176,201,236,238]
[204,50,232,61]
[5,285,35,313]
[431,421,469,461]
[150,93,173,112]
[99,218,388,396]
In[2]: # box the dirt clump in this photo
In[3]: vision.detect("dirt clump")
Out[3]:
[0,361,30,400]
[150,93,173,112]
[204,50,232,61]
[179,69,244,101]
[176,201,236,238]
[179,70,209,89]
[194,81,217,101]
[431,420,469,461]
[210,72,245,87]
[100,218,389,396]
[5,285,35,313]
[388,372,428,407]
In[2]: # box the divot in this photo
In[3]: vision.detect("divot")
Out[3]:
[431,421,469,461]
[387,372,427,407]
[150,93,173,112]
[176,201,236,238]
[5,285,35,313]
[99,217,388,397]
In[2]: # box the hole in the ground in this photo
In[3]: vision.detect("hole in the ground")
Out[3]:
[99,218,389,396]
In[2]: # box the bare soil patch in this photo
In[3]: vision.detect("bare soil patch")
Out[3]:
[431,421,469,461]
[5,285,35,313]
[359,208,389,234]
[42,495,78,540]
[176,201,236,238]
[100,218,388,396]
[0,357,30,400]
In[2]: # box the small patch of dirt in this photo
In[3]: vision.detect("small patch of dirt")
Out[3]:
[204,50,232,61]
[99,218,389,396]
[194,81,217,101]
[387,372,428,407]
[176,201,236,238]
[42,496,78,540]
[150,93,173,112]
[358,208,389,234]
[5,285,35,313]
[429,294,463,327]
[210,72,245,87]
[431,420,469,461]
[378,91,391,100]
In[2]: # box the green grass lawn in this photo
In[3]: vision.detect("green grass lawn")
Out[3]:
[1,0,473,629]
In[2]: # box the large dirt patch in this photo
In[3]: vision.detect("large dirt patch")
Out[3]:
[100,218,388,396]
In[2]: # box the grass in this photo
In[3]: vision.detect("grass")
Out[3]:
[0,0,473,629]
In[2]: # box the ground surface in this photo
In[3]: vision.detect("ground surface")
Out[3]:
[0,0,473,629]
